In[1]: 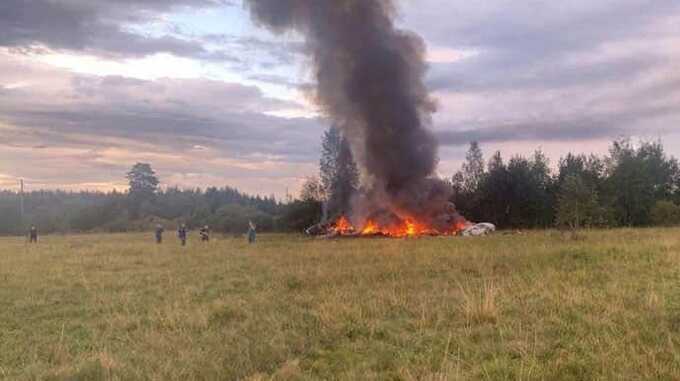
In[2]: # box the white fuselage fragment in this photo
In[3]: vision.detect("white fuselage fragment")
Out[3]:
[460,223,496,237]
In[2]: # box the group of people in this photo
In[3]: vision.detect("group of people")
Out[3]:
[24,222,257,245]
[155,224,202,246]
[154,222,257,246]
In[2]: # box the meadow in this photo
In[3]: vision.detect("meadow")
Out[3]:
[1,229,680,380]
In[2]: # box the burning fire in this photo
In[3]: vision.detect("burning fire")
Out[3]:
[330,215,468,238]
[334,216,355,235]
[361,220,379,235]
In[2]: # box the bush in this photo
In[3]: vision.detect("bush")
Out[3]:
[281,200,322,232]
[650,201,680,226]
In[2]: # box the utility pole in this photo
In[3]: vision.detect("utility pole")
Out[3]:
[19,179,25,223]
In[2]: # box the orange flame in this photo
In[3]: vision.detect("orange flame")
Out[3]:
[361,220,379,235]
[330,215,468,238]
[332,216,355,234]
[405,220,417,236]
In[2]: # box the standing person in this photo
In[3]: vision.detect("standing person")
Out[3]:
[247,221,257,244]
[199,225,210,242]
[177,224,188,247]
[155,224,164,244]
[28,225,38,243]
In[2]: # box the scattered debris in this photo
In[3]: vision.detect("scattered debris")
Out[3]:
[460,223,496,237]
[307,219,498,239]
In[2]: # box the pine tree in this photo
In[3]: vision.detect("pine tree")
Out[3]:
[461,141,485,194]
[126,163,159,219]
[452,141,485,220]
[479,151,511,226]
[319,125,359,218]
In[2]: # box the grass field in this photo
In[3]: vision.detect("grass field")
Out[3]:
[2,229,680,380]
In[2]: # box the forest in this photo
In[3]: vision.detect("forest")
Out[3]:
[1,128,679,236]
[450,138,680,229]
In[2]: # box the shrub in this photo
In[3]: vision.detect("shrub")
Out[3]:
[281,200,322,232]
[650,200,680,226]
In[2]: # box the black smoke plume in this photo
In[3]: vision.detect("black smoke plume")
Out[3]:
[244,0,466,230]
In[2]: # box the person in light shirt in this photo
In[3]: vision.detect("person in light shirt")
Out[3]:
[247,221,257,244]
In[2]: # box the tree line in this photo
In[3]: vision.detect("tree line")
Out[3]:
[1,131,679,236]
[0,185,284,236]
[299,131,680,230]
[449,139,680,229]
[0,130,360,236]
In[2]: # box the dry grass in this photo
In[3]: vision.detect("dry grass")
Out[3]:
[1,228,680,380]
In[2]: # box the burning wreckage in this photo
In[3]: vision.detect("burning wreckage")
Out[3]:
[305,180,475,238]
[245,0,495,238]
[306,213,496,239]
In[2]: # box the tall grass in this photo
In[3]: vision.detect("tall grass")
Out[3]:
[1,228,680,380]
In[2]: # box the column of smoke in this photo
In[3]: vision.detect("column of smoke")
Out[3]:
[244,0,466,231]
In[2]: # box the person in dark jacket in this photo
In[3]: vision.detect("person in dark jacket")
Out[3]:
[28,225,38,243]
[155,224,164,244]
[177,224,188,246]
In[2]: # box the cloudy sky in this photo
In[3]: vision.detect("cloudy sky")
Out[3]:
[1,0,679,197]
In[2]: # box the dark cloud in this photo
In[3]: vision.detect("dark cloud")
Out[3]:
[435,98,680,146]
[3,108,322,160]
[396,0,680,148]
[0,0,235,59]
[427,50,662,93]
[0,73,322,162]
[406,0,679,53]
[437,120,626,147]
[411,0,680,92]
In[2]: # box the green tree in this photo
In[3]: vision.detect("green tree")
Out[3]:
[604,139,677,226]
[126,163,159,219]
[452,141,484,195]
[557,153,605,197]
[452,141,485,220]
[528,149,555,226]
[555,174,601,229]
[504,153,553,228]
[319,126,359,219]
[474,149,554,228]
[478,151,511,226]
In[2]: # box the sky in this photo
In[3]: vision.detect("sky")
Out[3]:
[1,0,679,198]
